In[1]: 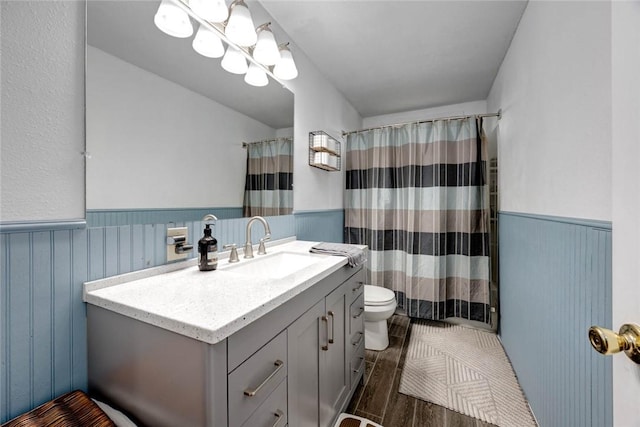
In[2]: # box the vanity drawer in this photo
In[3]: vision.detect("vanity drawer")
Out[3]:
[350,331,364,354]
[349,293,365,336]
[228,330,287,427]
[350,277,364,304]
[350,340,365,388]
[241,377,287,427]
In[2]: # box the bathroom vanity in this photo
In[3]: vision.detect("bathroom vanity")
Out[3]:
[84,240,366,427]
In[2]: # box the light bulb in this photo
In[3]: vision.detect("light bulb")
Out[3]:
[190,0,228,23]
[253,24,280,66]
[154,0,193,38]
[244,63,269,87]
[221,46,248,74]
[192,25,225,58]
[224,0,257,47]
[273,44,298,80]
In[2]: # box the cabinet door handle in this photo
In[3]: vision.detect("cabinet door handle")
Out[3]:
[352,281,364,293]
[352,332,363,347]
[272,409,285,427]
[352,307,364,319]
[328,311,335,344]
[321,316,329,351]
[353,356,365,373]
[243,360,284,397]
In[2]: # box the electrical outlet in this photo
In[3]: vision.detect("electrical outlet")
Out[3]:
[167,226,190,262]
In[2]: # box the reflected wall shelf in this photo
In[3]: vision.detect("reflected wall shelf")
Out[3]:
[309,131,341,171]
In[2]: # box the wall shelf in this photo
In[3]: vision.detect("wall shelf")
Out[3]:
[309,131,341,171]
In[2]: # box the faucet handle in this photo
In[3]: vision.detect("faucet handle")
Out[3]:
[258,235,271,255]
[223,244,239,263]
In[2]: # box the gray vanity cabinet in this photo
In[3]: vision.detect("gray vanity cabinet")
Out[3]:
[287,272,362,427]
[320,281,350,425]
[287,299,325,426]
[87,262,364,427]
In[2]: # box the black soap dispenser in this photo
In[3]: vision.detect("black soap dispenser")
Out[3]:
[198,221,218,271]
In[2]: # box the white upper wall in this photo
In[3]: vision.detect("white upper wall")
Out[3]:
[86,46,274,209]
[486,1,612,221]
[282,44,362,212]
[1,1,85,222]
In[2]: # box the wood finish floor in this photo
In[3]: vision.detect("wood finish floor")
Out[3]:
[345,315,496,427]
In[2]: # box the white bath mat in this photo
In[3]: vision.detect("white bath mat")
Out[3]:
[399,321,536,427]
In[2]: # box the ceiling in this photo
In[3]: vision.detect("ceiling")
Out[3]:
[261,0,528,118]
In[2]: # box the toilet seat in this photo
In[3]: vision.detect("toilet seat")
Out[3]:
[364,285,395,306]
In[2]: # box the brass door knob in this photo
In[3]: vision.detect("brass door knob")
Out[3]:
[588,323,640,364]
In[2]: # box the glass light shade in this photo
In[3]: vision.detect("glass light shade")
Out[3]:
[190,0,228,23]
[244,63,269,87]
[273,45,298,80]
[154,0,193,38]
[192,25,225,58]
[221,46,248,74]
[253,27,280,66]
[224,0,257,47]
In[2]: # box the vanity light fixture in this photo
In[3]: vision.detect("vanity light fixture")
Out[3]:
[189,0,228,23]
[273,43,298,80]
[225,0,257,47]
[153,0,298,86]
[253,23,280,66]
[154,0,193,38]
[221,45,248,74]
[244,62,269,87]
[193,24,225,58]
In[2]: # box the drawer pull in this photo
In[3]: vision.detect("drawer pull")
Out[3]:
[328,310,335,344]
[352,281,364,292]
[352,332,363,347]
[352,307,364,319]
[243,360,284,397]
[353,356,365,373]
[321,315,329,351]
[272,409,285,427]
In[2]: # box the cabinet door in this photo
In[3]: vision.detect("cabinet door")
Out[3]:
[287,299,324,427]
[319,282,349,427]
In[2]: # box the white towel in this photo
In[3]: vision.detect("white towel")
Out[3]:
[309,243,366,267]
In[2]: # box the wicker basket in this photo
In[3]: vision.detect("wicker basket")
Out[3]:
[2,390,115,427]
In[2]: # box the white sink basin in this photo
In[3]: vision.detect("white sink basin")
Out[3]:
[224,251,324,279]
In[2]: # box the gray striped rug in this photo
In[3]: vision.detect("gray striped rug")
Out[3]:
[399,321,537,427]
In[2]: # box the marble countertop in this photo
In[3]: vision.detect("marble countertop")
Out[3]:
[83,240,362,344]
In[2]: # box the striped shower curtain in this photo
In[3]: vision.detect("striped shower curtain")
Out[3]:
[345,118,491,323]
[243,138,293,217]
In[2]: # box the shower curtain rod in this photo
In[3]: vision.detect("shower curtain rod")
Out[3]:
[241,137,292,148]
[341,109,502,137]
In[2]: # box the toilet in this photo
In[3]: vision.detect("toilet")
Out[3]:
[364,285,397,351]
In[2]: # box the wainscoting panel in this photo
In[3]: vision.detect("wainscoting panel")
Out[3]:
[0,214,296,423]
[294,209,344,243]
[499,212,612,427]
[1,229,89,422]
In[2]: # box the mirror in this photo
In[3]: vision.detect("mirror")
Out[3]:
[86,0,294,225]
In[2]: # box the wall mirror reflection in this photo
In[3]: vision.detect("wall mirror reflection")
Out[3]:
[86,0,294,226]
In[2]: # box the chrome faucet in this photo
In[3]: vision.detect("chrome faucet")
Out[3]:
[244,216,271,258]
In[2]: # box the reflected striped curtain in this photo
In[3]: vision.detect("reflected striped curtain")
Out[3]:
[243,138,293,217]
[345,118,491,323]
